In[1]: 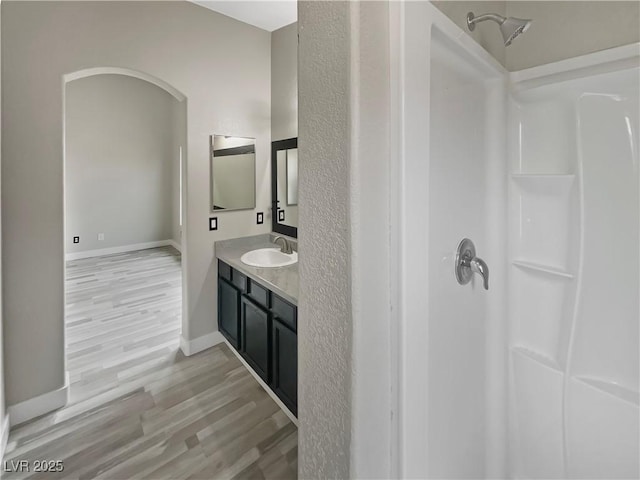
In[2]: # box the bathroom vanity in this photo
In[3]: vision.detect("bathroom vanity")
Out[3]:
[215,235,298,416]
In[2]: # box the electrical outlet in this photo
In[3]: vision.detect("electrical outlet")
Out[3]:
[209,217,218,231]
[256,212,264,225]
[97,233,105,241]
[73,236,80,244]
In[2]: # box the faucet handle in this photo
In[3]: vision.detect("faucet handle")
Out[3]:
[470,257,489,290]
[455,238,489,291]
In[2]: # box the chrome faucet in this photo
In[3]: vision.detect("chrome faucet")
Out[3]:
[455,238,489,290]
[273,235,293,254]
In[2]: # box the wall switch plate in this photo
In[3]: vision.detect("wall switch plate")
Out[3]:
[209,217,218,231]
[278,210,285,222]
[73,236,80,244]
[257,212,264,225]
[97,233,105,241]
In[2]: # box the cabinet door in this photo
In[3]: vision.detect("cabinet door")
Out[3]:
[218,278,240,349]
[241,296,271,382]
[272,318,297,415]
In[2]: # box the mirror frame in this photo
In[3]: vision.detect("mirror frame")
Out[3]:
[210,134,256,213]
[271,137,298,238]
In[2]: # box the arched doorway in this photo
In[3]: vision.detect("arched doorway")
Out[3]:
[62,68,188,400]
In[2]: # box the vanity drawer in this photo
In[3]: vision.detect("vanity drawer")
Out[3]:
[231,270,247,292]
[272,294,296,332]
[218,260,232,282]
[247,279,269,308]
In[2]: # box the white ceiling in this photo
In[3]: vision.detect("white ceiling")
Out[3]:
[191,1,297,32]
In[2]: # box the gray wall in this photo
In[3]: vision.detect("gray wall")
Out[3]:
[0,2,5,448]
[505,1,640,71]
[298,1,352,478]
[431,1,640,71]
[171,97,187,248]
[1,1,271,407]
[431,1,507,66]
[271,22,298,141]
[65,74,179,253]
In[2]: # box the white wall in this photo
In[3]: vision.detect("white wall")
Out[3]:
[271,22,298,142]
[1,1,271,408]
[65,74,179,253]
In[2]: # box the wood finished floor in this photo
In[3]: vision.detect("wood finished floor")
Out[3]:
[3,247,298,479]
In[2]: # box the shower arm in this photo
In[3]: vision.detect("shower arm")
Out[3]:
[467,12,506,31]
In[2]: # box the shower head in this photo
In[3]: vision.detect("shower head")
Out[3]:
[467,12,532,46]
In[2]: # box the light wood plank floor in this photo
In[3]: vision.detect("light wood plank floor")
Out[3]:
[4,247,297,479]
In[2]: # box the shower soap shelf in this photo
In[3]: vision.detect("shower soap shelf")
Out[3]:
[511,346,562,373]
[512,260,574,279]
[573,376,640,406]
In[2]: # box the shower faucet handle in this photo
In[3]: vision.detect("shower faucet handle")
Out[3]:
[455,238,490,291]
[469,257,489,290]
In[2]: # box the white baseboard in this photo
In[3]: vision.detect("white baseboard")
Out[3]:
[221,338,298,426]
[8,372,70,427]
[180,331,225,356]
[0,413,9,461]
[168,240,182,253]
[65,240,176,261]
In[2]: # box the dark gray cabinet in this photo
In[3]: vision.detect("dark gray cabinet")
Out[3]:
[272,319,297,414]
[217,260,297,415]
[218,277,240,349]
[241,296,270,382]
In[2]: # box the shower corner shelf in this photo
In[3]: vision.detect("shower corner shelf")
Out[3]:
[512,259,574,279]
[511,345,563,373]
[573,376,640,407]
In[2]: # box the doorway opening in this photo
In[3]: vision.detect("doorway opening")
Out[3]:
[62,68,188,404]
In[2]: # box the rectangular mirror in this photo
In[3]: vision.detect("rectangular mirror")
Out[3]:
[272,138,298,237]
[286,148,298,206]
[210,135,256,212]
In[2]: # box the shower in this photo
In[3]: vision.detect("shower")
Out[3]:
[467,12,532,46]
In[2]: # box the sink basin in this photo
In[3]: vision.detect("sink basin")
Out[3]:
[240,248,298,268]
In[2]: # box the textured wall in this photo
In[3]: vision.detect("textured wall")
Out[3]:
[298,1,351,477]
[505,1,640,71]
[350,1,394,478]
[271,22,298,142]
[1,1,270,406]
[65,74,178,253]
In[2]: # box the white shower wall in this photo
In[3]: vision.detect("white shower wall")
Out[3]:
[508,54,640,479]
[395,4,638,478]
